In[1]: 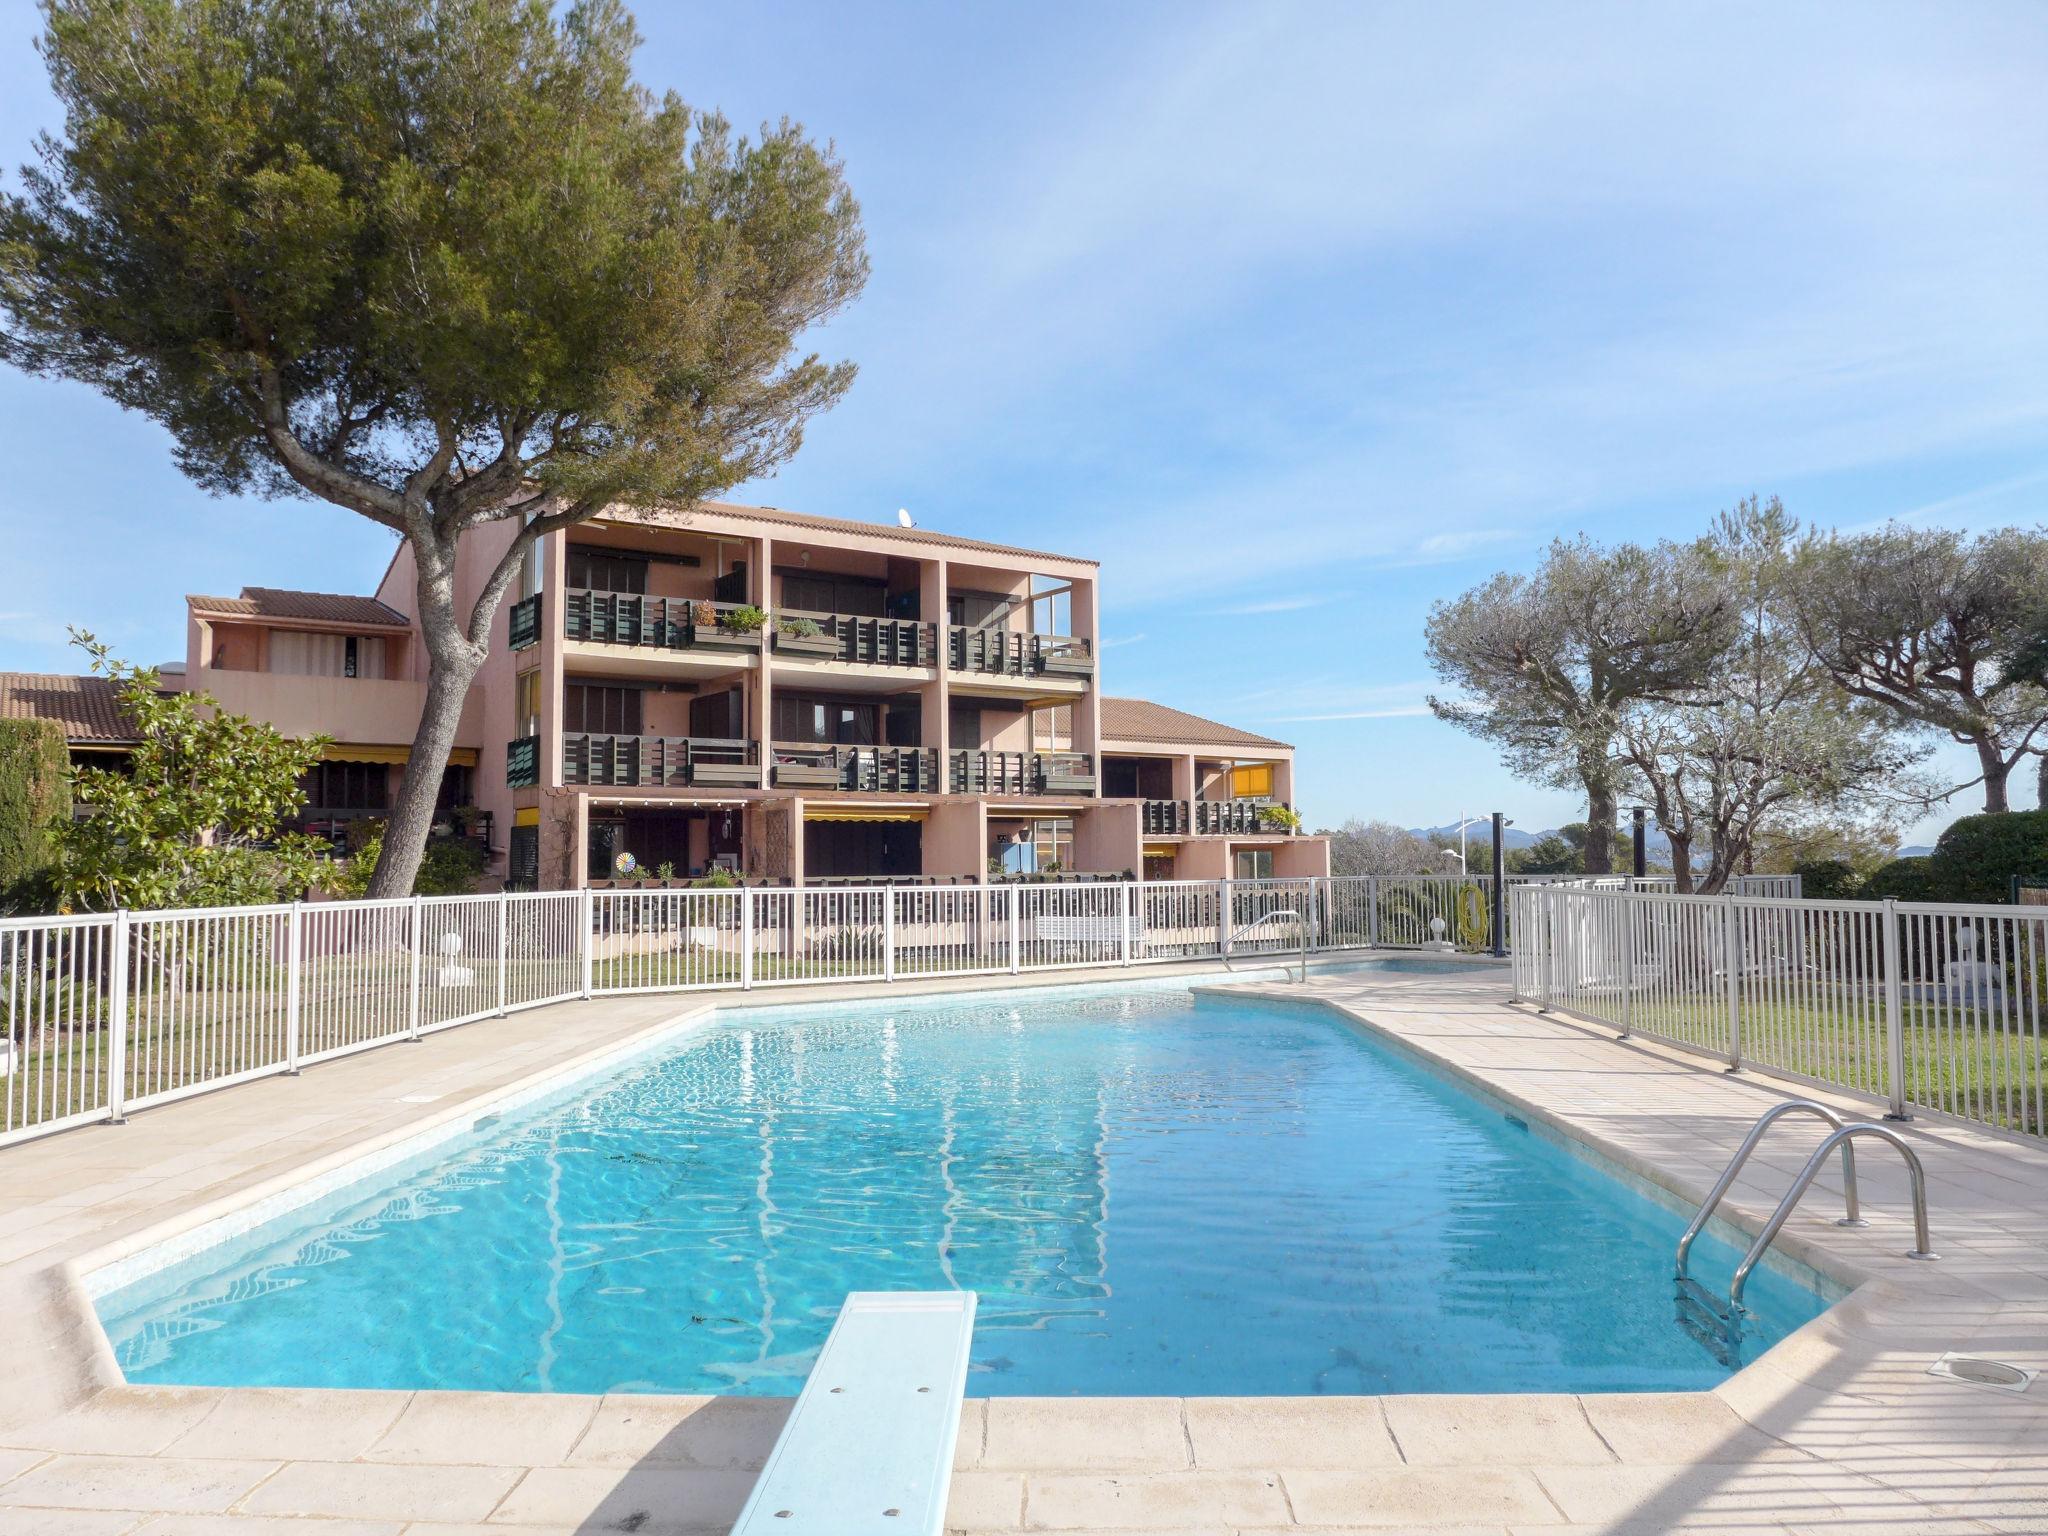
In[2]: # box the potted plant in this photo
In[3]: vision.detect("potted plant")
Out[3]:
[687,599,763,651]
[1259,804,1304,834]
[773,613,840,659]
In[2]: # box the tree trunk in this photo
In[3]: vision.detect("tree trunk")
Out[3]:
[1978,737,2011,813]
[366,535,488,898]
[1669,834,1694,893]
[2036,750,2048,811]
[1582,775,1616,875]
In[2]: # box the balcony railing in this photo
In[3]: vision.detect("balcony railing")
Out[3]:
[948,750,1096,796]
[1141,797,1293,836]
[769,743,941,792]
[945,627,1094,679]
[507,734,540,788]
[509,594,541,651]
[562,589,760,654]
[773,610,937,667]
[563,734,758,788]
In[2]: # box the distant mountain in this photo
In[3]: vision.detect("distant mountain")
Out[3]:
[1897,845,1933,858]
[1410,822,1545,850]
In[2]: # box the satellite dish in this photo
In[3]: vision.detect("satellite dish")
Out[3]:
[897,508,915,528]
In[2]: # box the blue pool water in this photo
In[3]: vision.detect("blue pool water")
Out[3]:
[97,982,1831,1396]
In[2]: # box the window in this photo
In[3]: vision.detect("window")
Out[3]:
[298,760,389,812]
[565,547,648,594]
[773,693,879,745]
[780,570,886,617]
[514,671,541,737]
[1032,817,1074,871]
[269,631,385,679]
[1234,849,1274,880]
[565,682,642,735]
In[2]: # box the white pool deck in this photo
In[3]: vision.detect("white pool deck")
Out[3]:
[0,958,2041,1535]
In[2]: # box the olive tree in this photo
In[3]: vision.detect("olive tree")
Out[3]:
[1325,819,1436,878]
[1613,499,1923,891]
[1790,525,2048,813]
[1425,536,1736,873]
[0,0,867,895]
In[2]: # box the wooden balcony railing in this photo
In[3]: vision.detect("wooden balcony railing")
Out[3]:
[1140,797,1293,836]
[769,743,941,792]
[508,594,541,651]
[562,589,761,654]
[561,734,758,788]
[945,627,1094,679]
[773,610,937,667]
[948,750,1097,796]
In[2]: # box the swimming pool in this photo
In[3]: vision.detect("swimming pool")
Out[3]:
[94,981,1831,1397]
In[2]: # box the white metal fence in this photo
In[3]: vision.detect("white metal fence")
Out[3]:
[1513,883,2047,1138]
[0,871,1805,1151]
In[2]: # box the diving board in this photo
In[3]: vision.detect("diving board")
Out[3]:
[730,1290,978,1536]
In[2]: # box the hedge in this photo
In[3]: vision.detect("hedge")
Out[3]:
[0,717,70,892]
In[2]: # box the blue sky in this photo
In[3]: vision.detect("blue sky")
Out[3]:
[2,1,2044,843]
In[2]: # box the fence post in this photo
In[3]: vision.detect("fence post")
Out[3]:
[1723,895,1743,1072]
[285,902,303,1075]
[580,886,595,999]
[883,889,897,984]
[1367,875,1381,949]
[1219,878,1233,957]
[1883,897,1909,1120]
[495,892,510,1016]
[1618,890,1633,1040]
[1009,887,1022,974]
[741,886,755,991]
[106,909,129,1124]
[1120,881,1134,967]
[407,895,424,1042]
[1535,894,1551,1013]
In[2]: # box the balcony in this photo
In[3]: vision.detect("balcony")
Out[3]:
[949,750,1096,796]
[1141,798,1292,836]
[772,611,937,667]
[562,590,761,655]
[562,734,758,788]
[946,627,1094,679]
[769,743,941,792]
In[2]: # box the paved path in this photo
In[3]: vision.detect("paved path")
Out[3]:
[0,960,2039,1533]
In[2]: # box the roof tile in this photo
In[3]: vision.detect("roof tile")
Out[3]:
[1099,696,1289,751]
[0,672,139,743]
[186,587,411,628]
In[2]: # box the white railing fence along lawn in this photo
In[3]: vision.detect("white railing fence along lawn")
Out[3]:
[0,870,1805,1150]
[1513,883,2047,1139]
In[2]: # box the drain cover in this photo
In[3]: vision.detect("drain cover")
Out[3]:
[1928,1352,2036,1394]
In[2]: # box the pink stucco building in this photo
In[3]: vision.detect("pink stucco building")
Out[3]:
[170,502,1329,889]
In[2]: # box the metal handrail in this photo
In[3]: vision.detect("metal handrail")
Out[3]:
[1227,908,1309,983]
[1676,1100,1864,1280]
[1729,1122,1938,1310]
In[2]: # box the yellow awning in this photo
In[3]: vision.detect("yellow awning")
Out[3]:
[318,744,479,768]
[1142,844,1179,858]
[513,807,540,828]
[803,806,929,823]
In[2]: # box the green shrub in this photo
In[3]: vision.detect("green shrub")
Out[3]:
[416,836,486,895]
[1861,855,1934,902]
[0,718,71,901]
[1923,809,2048,903]
[1792,858,1860,901]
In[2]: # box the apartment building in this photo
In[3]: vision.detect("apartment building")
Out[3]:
[167,502,1329,889]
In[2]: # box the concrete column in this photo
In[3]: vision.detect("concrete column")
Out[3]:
[1170,753,1198,800]
[920,557,949,766]
[572,790,589,891]
[1271,757,1296,807]
[540,529,568,789]
[925,799,985,880]
[1071,573,1102,798]
[752,535,774,789]
[1072,802,1142,878]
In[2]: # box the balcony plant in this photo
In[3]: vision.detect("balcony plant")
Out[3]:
[773,613,841,659]
[687,600,764,651]
[1259,804,1304,834]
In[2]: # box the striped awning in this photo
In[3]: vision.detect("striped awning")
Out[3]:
[319,744,479,768]
[803,805,929,823]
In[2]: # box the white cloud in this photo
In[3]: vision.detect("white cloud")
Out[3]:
[1217,596,1328,615]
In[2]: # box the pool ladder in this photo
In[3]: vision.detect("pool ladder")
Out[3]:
[1675,1099,1937,1337]
[1225,909,1309,984]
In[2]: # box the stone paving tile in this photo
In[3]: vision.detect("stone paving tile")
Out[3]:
[0,1445,53,1483]
[364,1392,600,1468]
[561,1394,792,1471]
[131,1517,405,1535]
[1021,1471,1292,1529]
[1381,1395,1614,1467]
[0,1390,224,1456]
[1183,1397,1402,1471]
[1575,1391,1813,1465]
[237,1461,522,1524]
[940,1469,1025,1529]
[485,1465,755,1533]
[0,1453,280,1514]
[1281,1467,1561,1527]
[983,1398,1191,1472]
[164,1387,412,1462]
[0,1511,148,1535]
